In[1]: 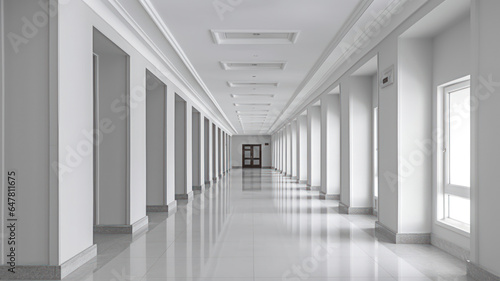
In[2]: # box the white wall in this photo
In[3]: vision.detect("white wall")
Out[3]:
[231,135,272,168]
[432,15,471,250]
[473,0,500,275]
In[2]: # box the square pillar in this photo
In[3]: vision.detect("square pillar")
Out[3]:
[174,95,193,202]
[307,106,321,189]
[320,94,341,200]
[296,115,308,184]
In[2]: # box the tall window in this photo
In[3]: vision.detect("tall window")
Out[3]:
[442,80,470,228]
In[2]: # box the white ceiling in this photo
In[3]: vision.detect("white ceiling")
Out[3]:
[145,0,368,135]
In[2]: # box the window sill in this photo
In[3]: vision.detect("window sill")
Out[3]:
[437,219,470,237]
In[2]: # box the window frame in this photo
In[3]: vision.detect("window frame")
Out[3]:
[441,79,471,230]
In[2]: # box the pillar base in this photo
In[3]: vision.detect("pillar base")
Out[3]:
[306,185,320,191]
[193,184,205,194]
[467,261,500,281]
[212,177,218,183]
[375,221,430,244]
[319,192,339,200]
[0,244,97,280]
[176,191,194,202]
[338,202,373,214]
[94,216,149,234]
[147,200,178,215]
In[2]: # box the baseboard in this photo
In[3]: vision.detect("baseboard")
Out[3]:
[431,234,470,261]
[338,202,373,214]
[94,216,149,234]
[373,209,378,216]
[0,244,97,280]
[213,177,218,183]
[467,261,500,281]
[319,192,340,200]
[306,185,320,191]
[205,180,213,186]
[297,180,307,184]
[176,191,194,202]
[263,166,272,169]
[147,205,169,212]
[375,221,430,244]
[193,184,205,194]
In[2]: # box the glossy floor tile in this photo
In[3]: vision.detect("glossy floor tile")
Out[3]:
[60,169,475,281]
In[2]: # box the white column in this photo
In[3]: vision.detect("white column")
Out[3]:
[212,124,219,181]
[175,97,193,201]
[192,110,205,192]
[320,94,341,200]
[205,119,213,186]
[297,115,308,183]
[307,106,321,189]
[286,124,293,177]
[470,1,500,278]
[291,120,298,179]
[339,77,373,213]
[218,128,223,177]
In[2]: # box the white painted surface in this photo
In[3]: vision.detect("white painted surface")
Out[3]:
[231,135,272,168]
[297,116,308,181]
[320,94,340,196]
[307,106,321,187]
[398,37,433,234]
[473,0,500,275]
[291,120,298,178]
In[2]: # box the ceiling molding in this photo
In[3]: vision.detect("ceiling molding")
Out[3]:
[268,0,430,134]
[136,0,239,134]
[92,0,236,135]
[265,0,374,134]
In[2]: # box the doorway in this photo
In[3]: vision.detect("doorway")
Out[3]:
[242,144,262,168]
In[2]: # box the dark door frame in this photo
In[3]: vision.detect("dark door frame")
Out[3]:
[242,144,262,168]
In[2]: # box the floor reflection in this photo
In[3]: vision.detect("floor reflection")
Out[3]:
[62,169,474,281]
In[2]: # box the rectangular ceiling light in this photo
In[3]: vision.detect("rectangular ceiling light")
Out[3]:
[236,110,269,114]
[231,94,274,98]
[228,82,278,88]
[220,62,286,71]
[211,30,299,45]
[234,103,271,107]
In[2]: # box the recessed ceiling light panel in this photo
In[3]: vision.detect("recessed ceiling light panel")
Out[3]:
[220,61,286,70]
[228,82,278,88]
[231,94,274,98]
[211,30,299,45]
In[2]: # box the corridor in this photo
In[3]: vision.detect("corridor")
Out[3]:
[62,169,470,281]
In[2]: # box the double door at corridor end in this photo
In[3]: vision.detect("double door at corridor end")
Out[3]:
[242,144,262,168]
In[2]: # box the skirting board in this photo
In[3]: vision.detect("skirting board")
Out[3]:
[319,192,340,200]
[306,185,320,191]
[467,261,500,281]
[297,180,307,184]
[94,216,149,234]
[431,234,470,261]
[193,184,205,194]
[375,221,431,244]
[175,191,194,202]
[147,200,178,215]
[0,244,97,280]
[338,202,373,214]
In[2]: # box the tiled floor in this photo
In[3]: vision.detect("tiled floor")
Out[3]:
[62,169,475,281]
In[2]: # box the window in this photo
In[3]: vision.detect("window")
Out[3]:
[441,80,470,229]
